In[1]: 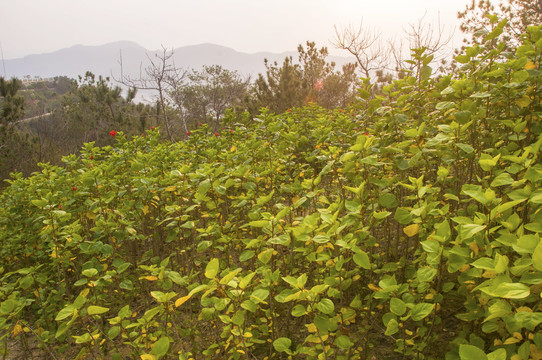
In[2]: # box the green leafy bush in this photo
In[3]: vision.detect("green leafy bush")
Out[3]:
[0,24,541,360]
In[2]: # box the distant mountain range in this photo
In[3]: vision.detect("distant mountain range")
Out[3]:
[2,41,355,81]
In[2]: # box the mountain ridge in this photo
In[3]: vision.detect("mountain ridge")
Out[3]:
[3,41,354,81]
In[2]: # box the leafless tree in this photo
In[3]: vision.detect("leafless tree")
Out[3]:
[402,13,454,75]
[333,21,389,82]
[116,46,187,141]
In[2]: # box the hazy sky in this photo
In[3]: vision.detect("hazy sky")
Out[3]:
[1,0,473,59]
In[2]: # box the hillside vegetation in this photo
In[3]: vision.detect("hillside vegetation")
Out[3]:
[1,18,542,360]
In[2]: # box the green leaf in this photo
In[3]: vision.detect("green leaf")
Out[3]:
[82,268,98,277]
[197,179,211,195]
[119,280,133,290]
[459,344,488,360]
[487,348,506,360]
[394,207,412,224]
[239,250,255,262]
[87,306,109,315]
[460,224,486,240]
[420,65,432,81]
[313,234,330,243]
[205,258,220,279]
[55,305,76,321]
[379,193,398,209]
[353,250,371,270]
[316,298,335,315]
[232,310,245,325]
[0,299,17,315]
[257,248,274,264]
[335,335,354,349]
[479,282,530,299]
[456,143,474,153]
[491,173,514,187]
[150,336,170,358]
[385,318,399,336]
[314,314,333,332]
[390,298,406,316]
[410,303,434,321]
[515,95,532,107]
[248,220,269,228]
[292,304,307,317]
[455,54,470,64]
[533,241,542,272]
[108,326,121,339]
[273,337,291,352]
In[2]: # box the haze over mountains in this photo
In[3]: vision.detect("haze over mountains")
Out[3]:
[3,41,355,81]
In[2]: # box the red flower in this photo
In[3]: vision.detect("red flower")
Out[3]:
[72,186,77,191]
[186,131,191,136]
[286,109,291,113]
[339,109,343,113]
[58,205,63,210]
[354,127,358,131]
[230,129,234,134]
[363,132,369,136]
[109,130,117,137]
[214,132,220,137]
[90,155,94,160]
[314,78,324,91]
[151,126,156,130]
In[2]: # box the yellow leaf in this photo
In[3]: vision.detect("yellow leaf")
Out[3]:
[306,323,317,333]
[140,355,156,360]
[511,355,522,360]
[459,264,471,272]
[80,288,90,298]
[165,186,177,192]
[482,270,497,278]
[513,332,523,340]
[405,329,413,336]
[516,306,533,313]
[175,294,192,308]
[469,242,479,256]
[143,276,158,281]
[516,95,532,108]
[86,212,96,220]
[403,224,419,237]
[504,336,520,344]
[368,283,382,292]
[530,344,542,360]
[525,60,536,70]
[142,205,149,215]
[230,146,237,152]
[12,324,23,336]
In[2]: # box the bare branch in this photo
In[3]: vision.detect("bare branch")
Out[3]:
[333,21,389,81]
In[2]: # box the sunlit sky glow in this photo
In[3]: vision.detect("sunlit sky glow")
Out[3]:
[1,0,474,59]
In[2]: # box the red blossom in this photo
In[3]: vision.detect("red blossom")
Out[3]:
[72,187,77,191]
[286,109,291,113]
[363,132,369,136]
[151,126,156,130]
[109,130,117,137]
[214,132,220,137]
[314,78,324,91]
[186,131,191,136]
[230,129,234,134]
[58,205,63,210]
[90,155,94,160]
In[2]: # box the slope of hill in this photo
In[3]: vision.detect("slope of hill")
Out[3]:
[3,41,354,80]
